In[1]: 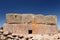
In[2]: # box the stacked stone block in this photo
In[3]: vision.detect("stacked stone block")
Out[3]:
[35,14,45,24]
[22,14,34,24]
[3,14,58,35]
[45,15,57,24]
[6,14,22,24]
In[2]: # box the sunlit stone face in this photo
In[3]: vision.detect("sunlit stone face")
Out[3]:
[3,14,58,35]
[6,14,22,24]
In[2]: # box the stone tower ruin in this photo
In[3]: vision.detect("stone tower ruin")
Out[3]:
[3,14,58,35]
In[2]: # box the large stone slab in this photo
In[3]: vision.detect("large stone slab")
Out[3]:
[45,25,58,35]
[3,24,28,34]
[22,14,34,24]
[45,15,57,24]
[35,14,45,24]
[6,14,22,24]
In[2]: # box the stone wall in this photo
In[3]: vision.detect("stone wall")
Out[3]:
[3,14,58,35]
[6,14,57,24]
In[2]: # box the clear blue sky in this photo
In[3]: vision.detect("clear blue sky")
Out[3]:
[0,0,60,28]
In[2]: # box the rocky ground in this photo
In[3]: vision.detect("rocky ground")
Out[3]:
[0,27,60,40]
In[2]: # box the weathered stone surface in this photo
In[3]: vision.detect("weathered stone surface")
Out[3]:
[3,31,12,36]
[0,30,3,34]
[3,23,13,33]
[45,25,58,35]
[1,35,6,40]
[6,14,57,24]
[7,35,13,38]
[35,14,45,24]
[27,24,47,34]
[3,14,58,35]
[22,14,34,24]
[3,24,28,34]
[3,23,48,34]
[45,15,57,24]
[4,24,58,35]
[6,14,22,24]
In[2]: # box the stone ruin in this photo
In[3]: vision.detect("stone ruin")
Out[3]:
[3,14,58,35]
[0,13,59,40]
